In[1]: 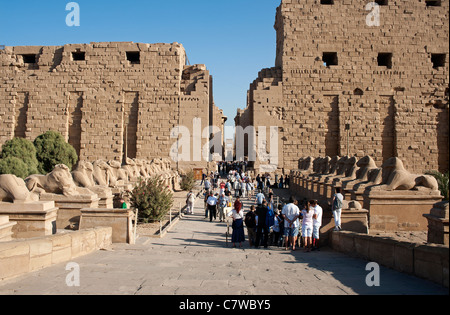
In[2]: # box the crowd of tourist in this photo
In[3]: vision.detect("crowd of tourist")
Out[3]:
[187,167,336,252]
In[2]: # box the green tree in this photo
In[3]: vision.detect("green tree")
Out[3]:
[0,156,30,179]
[130,176,174,223]
[426,170,449,201]
[180,170,196,191]
[0,137,39,177]
[34,131,78,174]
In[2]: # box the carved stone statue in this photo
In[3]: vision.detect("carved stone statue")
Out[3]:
[342,156,378,190]
[332,156,359,185]
[0,174,39,203]
[92,160,117,188]
[26,164,93,197]
[371,157,439,191]
[108,160,129,182]
[72,161,113,198]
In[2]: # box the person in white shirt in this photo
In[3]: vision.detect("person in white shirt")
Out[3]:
[311,200,323,251]
[301,201,314,252]
[255,192,265,205]
[281,197,300,251]
[206,192,218,222]
[332,188,344,231]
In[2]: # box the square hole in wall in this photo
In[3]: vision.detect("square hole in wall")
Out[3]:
[21,54,36,64]
[126,52,140,64]
[320,0,334,4]
[426,0,442,6]
[375,0,388,5]
[431,54,446,69]
[72,52,85,61]
[378,53,393,69]
[323,52,338,67]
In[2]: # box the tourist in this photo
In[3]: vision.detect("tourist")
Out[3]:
[255,200,269,248]
[244,205,257,247]
[218,193,229,222]
[281,196,300,251]
[311,200,323,251]
[204,178,211,192]
[285,176,290,189]
[268,189,274,205]
[119,198,128,209]
[301,201,314,252]
[271,207,283,247]
[241,180,247,198]
[234,196,243,215]
[228,204,245,248]
[203,189,210,219]
[332,188,344,231]
[224,186,232,205]
[220,181,226,195]
[186,191,196,215]
[279,175,284,189]
[234,179,240,197]
[255,191,265,206]
[201,172,206,185]
[246,180,253,199]
[206,192,218,222]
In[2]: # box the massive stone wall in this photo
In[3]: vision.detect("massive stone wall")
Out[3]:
[237,0,449,175]
[0,42,223,171]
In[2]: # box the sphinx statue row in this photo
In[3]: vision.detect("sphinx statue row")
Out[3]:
[0,157,180,204]
[290,155,440,209]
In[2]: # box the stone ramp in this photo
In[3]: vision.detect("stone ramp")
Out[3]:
[0,196,447,295]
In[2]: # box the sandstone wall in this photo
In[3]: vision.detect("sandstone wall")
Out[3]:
[269,0,449,174]
[0,42,222,171]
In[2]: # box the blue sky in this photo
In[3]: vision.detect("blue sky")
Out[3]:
[0,0,280,139]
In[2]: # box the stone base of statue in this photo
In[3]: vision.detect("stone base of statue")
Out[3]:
[363,188,443,232]
[79,208,135,244]
[424,201,449,246]
[0,201,58,238]
[320,207,369,245]
[0,216,16,242]
[39,193,100,231]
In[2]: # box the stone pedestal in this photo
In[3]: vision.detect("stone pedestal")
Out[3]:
[0,216,16,242]
[39,193,100,230]
[320,208,369,245]
[424,201,449,246]
[0,201,58,238]
[79,208,135,244]
[363,189,443,232]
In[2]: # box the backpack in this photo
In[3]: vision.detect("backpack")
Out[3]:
[266,205,275,228]
[333,194,343,210]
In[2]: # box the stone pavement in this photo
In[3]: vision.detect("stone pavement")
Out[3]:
[0,193,447,296]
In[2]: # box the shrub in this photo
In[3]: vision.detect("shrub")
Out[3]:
[426,170,449,201]
[130,176,174,223]
[180,170,196,191]
[0,156,30,179]
[0,137,39,176]
[34,131,78,174]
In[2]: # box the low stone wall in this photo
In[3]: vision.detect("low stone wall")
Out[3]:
[330,231,449,288]
[0,227,112,281]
